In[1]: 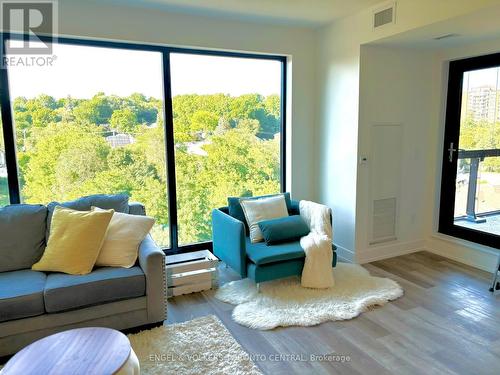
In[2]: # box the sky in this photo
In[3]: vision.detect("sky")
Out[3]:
[464,67,500,90]
[7,43,281,99]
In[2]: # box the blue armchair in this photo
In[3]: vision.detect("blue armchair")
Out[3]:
[212,199,337,284]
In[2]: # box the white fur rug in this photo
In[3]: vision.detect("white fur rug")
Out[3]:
[128,315,261,375]
[215,263,403,330]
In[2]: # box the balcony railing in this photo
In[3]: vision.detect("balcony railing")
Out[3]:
[456,148,500,223]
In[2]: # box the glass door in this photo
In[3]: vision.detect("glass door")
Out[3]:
[440,54,500,248]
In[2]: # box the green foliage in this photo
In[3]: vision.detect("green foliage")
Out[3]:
[110,108,138,133]
[20,122,109,202]
[460,118,500,172]
[8,92,282,246]
[125,93,159,124]
[191,111,219,134]
[0,177,8,206]
[73,93,113,125]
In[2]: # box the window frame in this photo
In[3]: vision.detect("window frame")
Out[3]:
[0,33,287,255]
[439,52,500,249]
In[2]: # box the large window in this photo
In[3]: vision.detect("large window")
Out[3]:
[170,53,283,245]
[0,112,8,206]
[4,42,170,248]
[0,35,286,253]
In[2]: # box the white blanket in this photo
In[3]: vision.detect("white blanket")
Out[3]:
[299,200,335,289]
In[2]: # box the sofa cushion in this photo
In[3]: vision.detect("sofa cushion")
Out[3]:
[0,204,47,272]
[245,237,305,266]
[46,194,129,235]
[43,266,145,313]
[0,270,46,322]
[228,192,292,234]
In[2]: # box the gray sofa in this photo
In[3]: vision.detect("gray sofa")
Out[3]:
[0,194,167,357]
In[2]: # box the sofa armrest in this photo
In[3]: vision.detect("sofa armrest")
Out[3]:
[129,202,146,216]
[138,235,166,323]
[212,208,247,278]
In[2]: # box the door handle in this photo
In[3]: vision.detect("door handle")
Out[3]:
[448,142,457,162]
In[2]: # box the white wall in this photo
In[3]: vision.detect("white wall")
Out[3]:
[317,19,362,260]
[55,0,500,269]
[317,0,500,265]
[56,0,319,201]
[356,45,435,263]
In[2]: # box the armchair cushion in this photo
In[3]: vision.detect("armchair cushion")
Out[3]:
[228,192,292,233]
[259,215,309,245]
[245,237,305,266]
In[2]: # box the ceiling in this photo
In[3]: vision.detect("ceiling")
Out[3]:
[371,3,500,50]
[98,0,383,27]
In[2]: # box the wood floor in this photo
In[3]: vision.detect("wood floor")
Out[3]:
[166,251,500,375]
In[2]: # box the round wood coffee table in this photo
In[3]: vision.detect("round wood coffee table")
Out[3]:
[1,327,139,375]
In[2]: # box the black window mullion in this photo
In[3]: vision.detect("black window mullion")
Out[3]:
[0,34,21,204]
[162,50,179,252]
[280,57,287,193]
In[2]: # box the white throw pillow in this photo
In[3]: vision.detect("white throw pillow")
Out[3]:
[240,195,289,243]
[93,206,155,268]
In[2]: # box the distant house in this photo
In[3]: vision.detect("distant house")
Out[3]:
[186,140,209,156]
[105,133,135,148]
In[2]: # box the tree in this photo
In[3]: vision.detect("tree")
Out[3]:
[190,110,219,135]
[21,122,109,202]
[12,91,283,246]
[73,93,113,125]
[110,108,138,133]
[264,94,280,117]
[126,93,158,125]
[229,94,264,119]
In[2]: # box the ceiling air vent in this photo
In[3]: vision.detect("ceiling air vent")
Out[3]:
[373,2,396,29]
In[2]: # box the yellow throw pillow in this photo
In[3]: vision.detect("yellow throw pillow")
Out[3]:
[92,207,155,268]
[32,206,114,275]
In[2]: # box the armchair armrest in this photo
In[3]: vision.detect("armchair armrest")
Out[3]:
[138,235,166,323]
[212,208,247,278]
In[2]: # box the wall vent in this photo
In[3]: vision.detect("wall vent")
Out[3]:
[371,198,397,244]
[433,33,460,41]
[373,3,396,29]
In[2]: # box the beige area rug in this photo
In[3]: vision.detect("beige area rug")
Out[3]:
[215,263,404,330]
[128,315,261,375]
